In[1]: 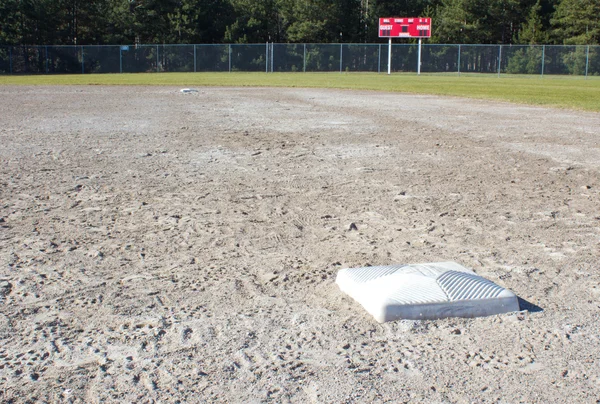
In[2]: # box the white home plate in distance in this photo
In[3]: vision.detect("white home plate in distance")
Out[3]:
[336,262,519,322]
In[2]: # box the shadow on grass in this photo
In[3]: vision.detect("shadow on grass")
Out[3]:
[518,297,543,313]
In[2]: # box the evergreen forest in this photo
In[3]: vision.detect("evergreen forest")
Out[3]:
[0,0,598,46]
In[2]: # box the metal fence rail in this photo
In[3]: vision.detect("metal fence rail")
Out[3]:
[0,44,598,77]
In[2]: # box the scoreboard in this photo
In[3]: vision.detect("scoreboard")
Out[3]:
[379,17,431,38]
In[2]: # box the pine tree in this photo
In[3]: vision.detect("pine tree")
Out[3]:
[516,0,547,44]
[551,0,600,44]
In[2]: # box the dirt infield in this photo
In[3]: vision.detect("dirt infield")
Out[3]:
[1,86,600,402]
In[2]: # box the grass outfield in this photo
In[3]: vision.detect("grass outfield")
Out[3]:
[1,72,599,111]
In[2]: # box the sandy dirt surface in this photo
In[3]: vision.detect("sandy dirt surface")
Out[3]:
[1,85,600,403]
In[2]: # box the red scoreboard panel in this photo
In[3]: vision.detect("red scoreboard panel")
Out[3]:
[379,17,431,38]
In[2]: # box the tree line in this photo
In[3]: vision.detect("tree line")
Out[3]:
[0,0,598,46]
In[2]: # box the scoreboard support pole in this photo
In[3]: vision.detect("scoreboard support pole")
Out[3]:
[387,36,424,76]
[417,38,422,75]
[387,38,392,75]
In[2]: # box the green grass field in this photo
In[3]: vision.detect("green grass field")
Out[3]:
[1,72,599,112]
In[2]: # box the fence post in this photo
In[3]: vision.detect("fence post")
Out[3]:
[303,44,306,72]
[81,46,84,74]
[119,46,122,74]
[378,44,381,73]
[265,42,268,73]
[458,44,461,76]
[271,43,274,72]
[340,43,343,73]
[156,45,159,73]
[541,45,545,78]
[194,45,197,73]
[45,46,48,74]
[497,45,502,78]
[9,47,12,74]
[228,44,231,73]
[585,45,590,79]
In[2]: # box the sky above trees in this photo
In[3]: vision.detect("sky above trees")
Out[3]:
[0,0,598,46]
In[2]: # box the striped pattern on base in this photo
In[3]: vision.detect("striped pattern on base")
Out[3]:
[437,270,505,301]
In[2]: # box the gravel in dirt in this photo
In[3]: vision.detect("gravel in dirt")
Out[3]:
[1,86,600,402]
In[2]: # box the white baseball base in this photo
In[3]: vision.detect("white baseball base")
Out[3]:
[336,262,519,322]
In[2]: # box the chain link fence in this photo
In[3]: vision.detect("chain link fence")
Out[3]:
[1,44,598,77]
